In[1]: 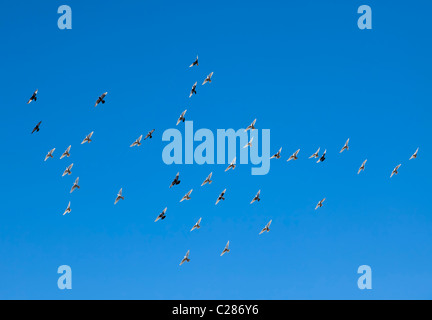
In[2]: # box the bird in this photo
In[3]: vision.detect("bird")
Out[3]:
[250,190,261,204]
[94,92,107,107]
[220,241,230,256]
[180,189,193,202]
[243,137,253,149]
[215,189,226,205]
[225,157,236,172]
[130,135,143,147]
[44,148,55,161]
[340,138,350,153]
[81,132,94,144]
[27,89,38,104]
[201,172,213,186]
[189,55,198,67]
[245,119,256,132]
[189,82,197,98]
[60,145,71,159]
[70,177,80,193]
[358,159,367,174]
[287,149,300,162]
[114,188,124,205]
[315,198,326,210]
[270,147,282,159]
[169,172,181,188]
[390,164,401,178]
[309,148,320,159]
[179,250,190,266]
[410,148,419,160]
[259,220,272,235]
[144,129,155,140]
[63,202,71,216]
[317,149,326,163]
[202,72,213,85]
[62,163,73,177]
[31,121,42,134]
[155,207,167,222]
[177,110,187,125]
[190,218,202,231]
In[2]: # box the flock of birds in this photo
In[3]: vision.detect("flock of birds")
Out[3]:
[28,54,420,266]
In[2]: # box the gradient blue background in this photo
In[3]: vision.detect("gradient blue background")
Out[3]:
[0,0,431,299]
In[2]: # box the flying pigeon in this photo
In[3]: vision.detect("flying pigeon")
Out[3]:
[390,164,401,178]
[287,149,300,161]
[169,172,180,188]
[250,190,261,204]
[202,72,213,85]
[309,148,320,159]
[340,138,350,153]
[220,241,230,256]
[81,131,94,144]
[114,188,124,205]
[259,220,272,235]
[94,92,107,107]
[245,119,256,132]
[179,250,190,266]
[317,149,326,163]
[144,129,155,140]
[410,148,419,160]
[243,137,253,149]
[201,172,213,186]
[189,82,197,98]
[31,121,42,134]
[130,135,143,147]
[155,207,167,222]
[70,177,80,193]
[358,159,367,174]
[215,189,226,205]
[315,198,326,210]
[60,145,71,159]
[270,147,282,159]
[190,218,202,231]
[44,148,55,161]
[177,110,187,125]
[63,201,71,216]
[27,89,38,104]
[62,163,73,177]
[225,157,236,172]
[180,189,193,202]
[189,55,198,67]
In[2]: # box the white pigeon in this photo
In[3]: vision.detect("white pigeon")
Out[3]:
[243,137,253,149]
[70,177,80,193]
[201,172,213,186]
[60,145,71,159]
[130,135,143,147]
[114,188,124,205]
[250,190,261,204]
[340,138,350,153]
[63,202,71,215]
[180,189,193,202]
[270,147,282,159]
[309,148,320,159]
[390,164,401,178]
[44,148,55,161]
[215,189,226,205]
[81,131,94,144]
[179,250,190,266]
[62,163,73,177]
[315,198,326,210]
[287,149,300,161]
[190,218,202,231]
[225,157,236,172]
[177,110,187,125]
[410,148,419,160]
[94,92,107,107]
[202,72,213,85]
[259,220,272,235]
[155,207,167,222]
[220,241,230,256]
[358,159,367,174]
[245,119,256,132]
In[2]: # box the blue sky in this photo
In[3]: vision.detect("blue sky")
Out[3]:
[0,0,431,299]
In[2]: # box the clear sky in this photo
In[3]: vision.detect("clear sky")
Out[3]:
[0,0,431,299]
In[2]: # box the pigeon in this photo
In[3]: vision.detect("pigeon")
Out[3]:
[155,207,167,222]
[270,147,282,159]
[215,189,226,205]
[81,131,94,144]
[358,159,367,174]
[130,135,143,147]
[177,110,187,125]
[225,157,236,172]
[317,149,326,163]
[144,129,155,140]
[180,189,193,202]
[309,148,320,159]
[70,177,80,193]
[250,190,261,204]
[340,138,350,153]
[189,82,197,98]
[31,121,42,134]
[114,188,124,205]
[190,218,202,231]
[202,72,213,85]
[44,148,55,161]
[62,163,73,177]
[220,241,230,256]
[169,172,181,188]
[179,250,190,266]
[390,164,401,178]
[245,119,256,132]
[94,92,107,107]
[189,55,198,67]
[27,89,38,104]
[287,149,300,162]
[259,220,272,235]
[315,198,326,210]
[60,145,71,159]
[243,137,253,149]
[63,201,71,215]
[410,148,419,160]
[201,172,213,186]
